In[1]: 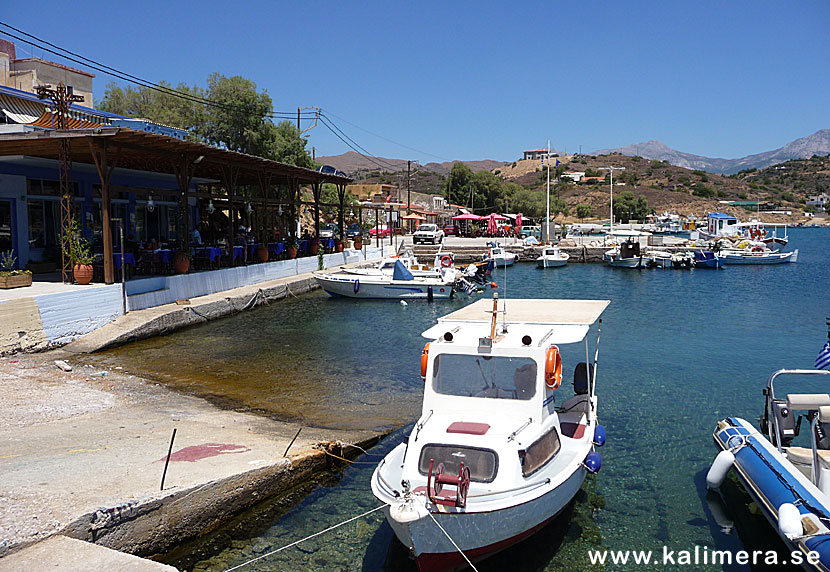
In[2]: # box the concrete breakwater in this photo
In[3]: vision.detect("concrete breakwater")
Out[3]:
[0,355,385,566]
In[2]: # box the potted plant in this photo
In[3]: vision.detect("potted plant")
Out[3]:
[173,251,190,274]
[285,238,298,259]
[334,239,344,252]
[0,251,32,289]
[256,244,269,263]
[309,238,320,255]
[62,220,94,285]
[353,234,363,250]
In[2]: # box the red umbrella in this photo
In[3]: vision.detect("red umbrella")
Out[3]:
[452,213,483,221]
[487,213,497,234]
[516,213,523,227]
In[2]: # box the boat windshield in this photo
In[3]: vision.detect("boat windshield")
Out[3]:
[432,354,537,400]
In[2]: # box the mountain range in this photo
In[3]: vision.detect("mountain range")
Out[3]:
[318,129,830,176]
[591,129,830,174]
[314,151,506,176]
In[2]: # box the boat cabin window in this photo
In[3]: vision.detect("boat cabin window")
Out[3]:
[519,426,561,478]
[418,444,498,483]
[432,354,537,400]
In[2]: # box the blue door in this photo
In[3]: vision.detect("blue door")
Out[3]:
[0,199,16,268]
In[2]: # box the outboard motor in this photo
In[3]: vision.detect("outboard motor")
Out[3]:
[573,362,593,395]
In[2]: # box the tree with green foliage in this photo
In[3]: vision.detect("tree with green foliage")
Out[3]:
[98,74,314,168]
[576,203,593,221]
[613,191,649,222]
[445,162,476,206]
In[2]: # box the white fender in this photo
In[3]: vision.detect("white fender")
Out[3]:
[389,499,429,524]
[778,503,802,539]
[706,450,735,489]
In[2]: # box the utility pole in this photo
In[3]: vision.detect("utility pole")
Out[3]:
[407,160,411,215]
[37,82,83,283]
[599,166,626,234]
[297,107,301,130]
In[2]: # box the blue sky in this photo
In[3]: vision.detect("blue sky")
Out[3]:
[3,1,828,163]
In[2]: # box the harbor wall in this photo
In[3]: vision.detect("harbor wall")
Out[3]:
[2,246,391,355]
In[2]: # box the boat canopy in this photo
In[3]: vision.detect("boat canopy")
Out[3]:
[392,260,414,281]
[422,299,609,345]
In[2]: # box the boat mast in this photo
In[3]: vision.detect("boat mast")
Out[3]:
[546,140,551,245]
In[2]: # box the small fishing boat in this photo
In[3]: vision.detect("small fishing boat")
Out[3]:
[603,239,649,268]
[720,246,798,265]
[708,368,830,571]
[371,295,608,571]
[693,250,723,269]
[486,243,517,267]
[536,246,569,268]
[648,250,694,269]
[314,259,462,299]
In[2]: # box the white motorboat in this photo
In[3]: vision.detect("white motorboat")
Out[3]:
[314,259,461,299]
[603,240,649,268]
[341,250,449,280]
[536,246,569,268]
[649,250,694,269]
[371,295,608,571]
[487,243,517,267]
[720,246,798,265]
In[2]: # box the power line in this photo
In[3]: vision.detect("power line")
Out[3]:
[0,21,312,120]
[318,114,399,171]
[320,108,450,163]
[0,21,429,174]
[318,116,396,172]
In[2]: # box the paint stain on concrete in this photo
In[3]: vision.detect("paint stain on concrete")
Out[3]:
[160,443,251,463]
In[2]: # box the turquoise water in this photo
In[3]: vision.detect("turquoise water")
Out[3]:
[96,229,829,571]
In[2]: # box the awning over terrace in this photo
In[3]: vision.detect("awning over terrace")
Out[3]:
[0,127,352,283]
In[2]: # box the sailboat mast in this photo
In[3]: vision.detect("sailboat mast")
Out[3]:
[546,140,550,245]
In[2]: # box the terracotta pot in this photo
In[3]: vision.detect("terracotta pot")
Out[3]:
[173,251,190,274]
[309,240,319,255]
[73,263,93,285]
[256,245,269,263]
[286,246,298,259]
[335,239,344,253]
[353,238,363,250]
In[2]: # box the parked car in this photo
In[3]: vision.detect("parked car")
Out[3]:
[442,224,459,236]
[369,225,391,237]
[345,223,362,239]
[319,223,339,239]
[519,225,541,239]
[413,223,445,244]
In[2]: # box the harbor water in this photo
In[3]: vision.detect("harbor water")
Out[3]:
[85,228,830,571]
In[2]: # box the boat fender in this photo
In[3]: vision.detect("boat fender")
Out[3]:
[706,450,735,489]
[778,503,803,539]
[584,451,602,474]
[400,300,408,307]
[593,425,606,447]
[440,255,453,267]
[545,346,563,390]
[354,279,360,294]
[389,499,429,524]
[420,343,430,379]
[490,282,498,288]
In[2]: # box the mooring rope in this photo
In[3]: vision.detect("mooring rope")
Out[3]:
[426,511,480,572]
[223,504,386,571]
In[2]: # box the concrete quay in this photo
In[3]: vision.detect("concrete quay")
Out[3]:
[0,354,383,565]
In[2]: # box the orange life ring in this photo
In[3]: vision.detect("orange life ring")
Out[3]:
[545,346,563,390]
[440,255,453,268]
[752,245,764,253]
[420,343,430,378]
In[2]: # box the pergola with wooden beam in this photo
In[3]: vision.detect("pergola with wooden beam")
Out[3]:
[0,128,351,284]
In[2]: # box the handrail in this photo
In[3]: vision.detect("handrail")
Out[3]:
[766,369,830,452]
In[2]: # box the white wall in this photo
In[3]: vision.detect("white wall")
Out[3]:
[127,246,389,311]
